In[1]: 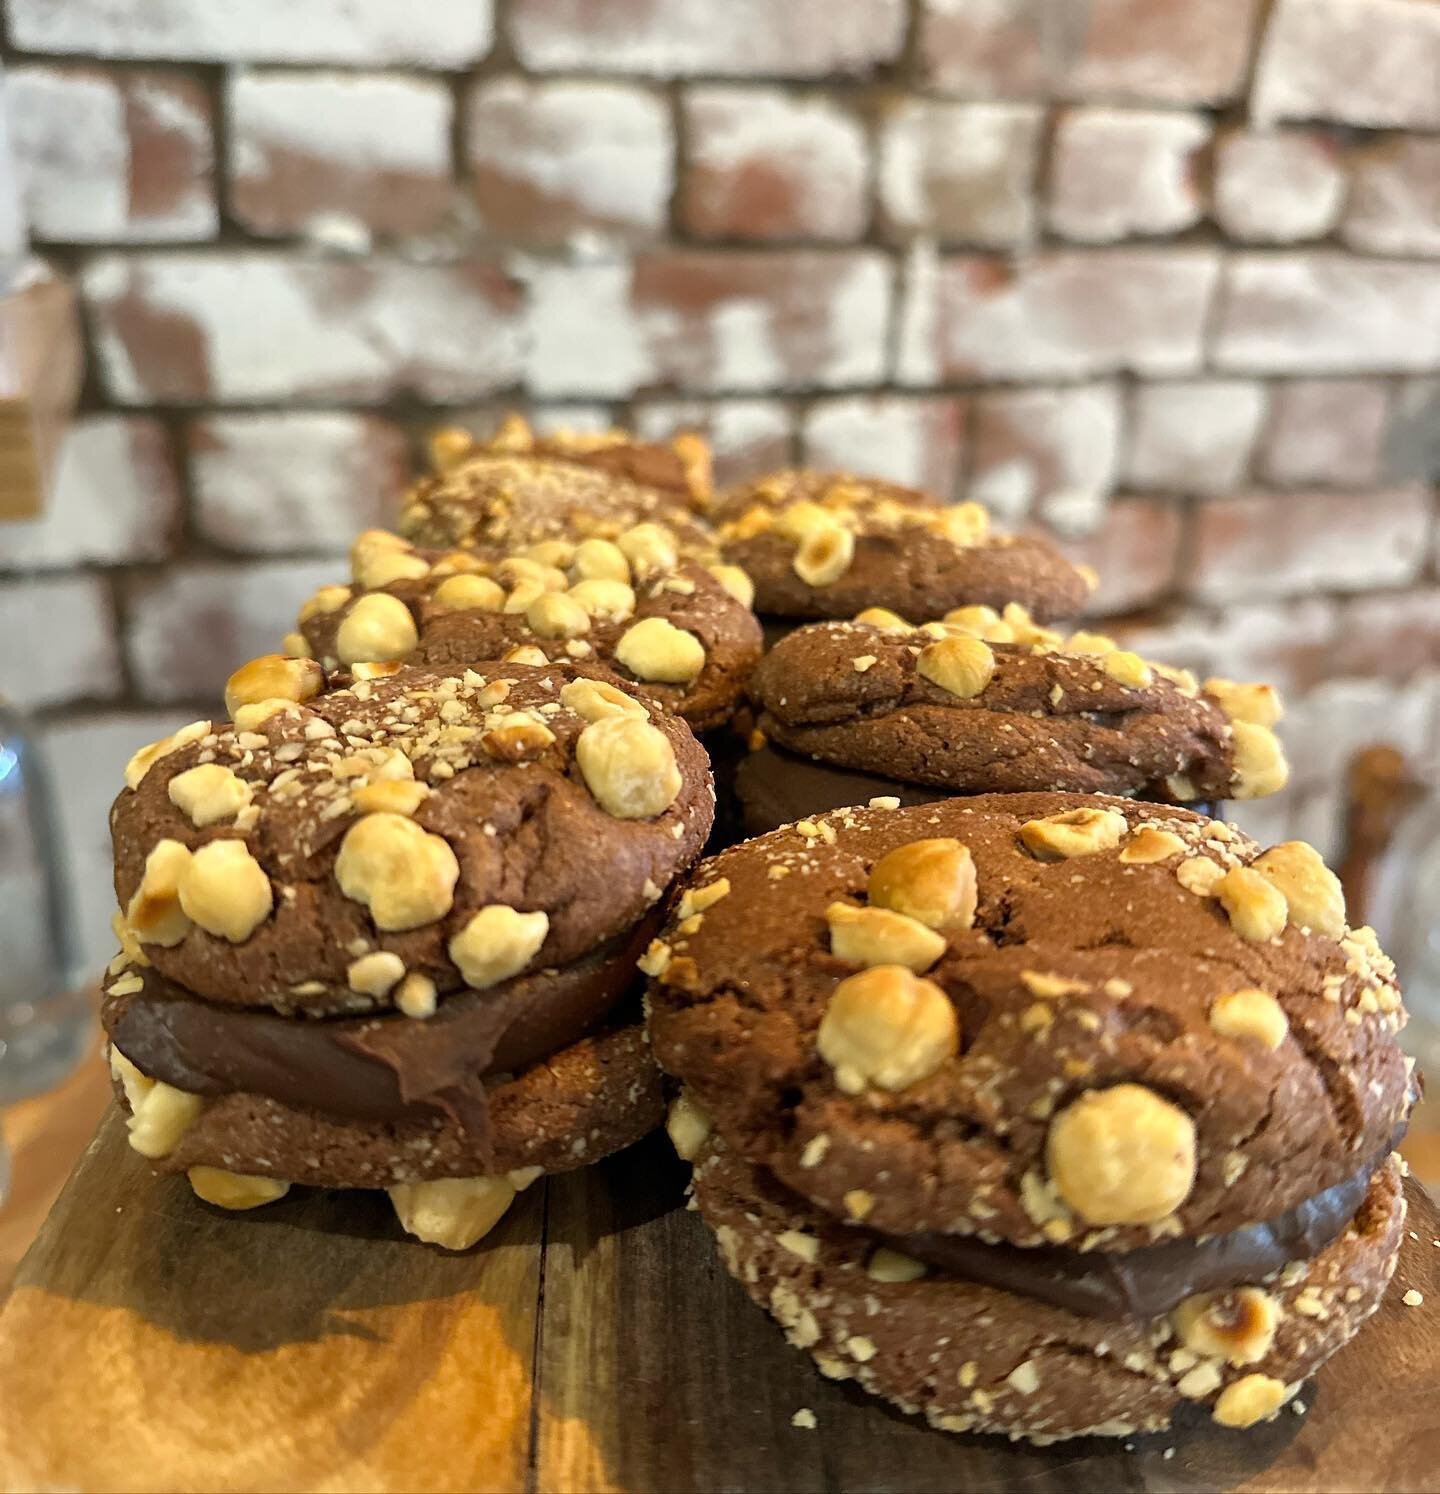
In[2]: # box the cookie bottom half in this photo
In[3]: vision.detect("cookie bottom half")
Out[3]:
[691,1141,1404,1443]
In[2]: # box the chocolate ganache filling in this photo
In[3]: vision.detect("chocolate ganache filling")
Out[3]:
[877,1130,1404,1321]
[105,915,656,1144]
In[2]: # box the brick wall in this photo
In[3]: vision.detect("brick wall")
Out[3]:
[2,0,1439,976]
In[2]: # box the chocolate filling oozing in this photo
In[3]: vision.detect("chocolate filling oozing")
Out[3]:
[735,743,1220,839]
[104,916,655,1155]
[878,1133,1403,1320]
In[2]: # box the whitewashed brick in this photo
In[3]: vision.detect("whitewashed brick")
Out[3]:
[632,399,794,485]
[969,385,1121,530]
[1343,136,1440,257]
[1048,108,1209,243]
[468,79,671,244]
[1389,378,1440,486]
[189,414,412,555]
[41,711,209,979]
[1260,379,1391,488]
[83,252,524,404]
[0,418,180,572]
[1190,487,1431,604]
[1214,253,1440,374]
[8,67,215,243]
[1253,0,1440,130]
[511,0,906,77]
[878,101,1043,248]
[230,72,453,238]
[1065,498,1182,616]
[1282,674,1440,792]
[0,576,120,709]
[900,246,1219,384]
[1127,381,1266,493]
[684,88,867,242]
[124,560,342,703]
[1212,129,1345,243]
[8,0,493,66]
[525,251,891,398]
[801,396,967,496]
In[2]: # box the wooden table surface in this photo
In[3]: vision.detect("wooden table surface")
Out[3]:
[0,1107,1437,1494]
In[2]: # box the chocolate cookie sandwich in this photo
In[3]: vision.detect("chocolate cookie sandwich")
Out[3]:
[648,794,1414,1440]
[290,525,761,734]
[399,414,717,558]
[736,610,1286,835]
[103,652,713,1248]
[714,469,1092,630]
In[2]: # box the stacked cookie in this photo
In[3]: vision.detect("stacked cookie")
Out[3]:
[103,654,713,1248]
[647,794,1414,1441]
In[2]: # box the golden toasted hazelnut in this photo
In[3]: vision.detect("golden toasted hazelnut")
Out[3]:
[572,537,632,583]
[167,764,252,828]
[1215,866,1288,942]
[485,411,533,453]
[502,579,546,616]
[867,838,977,931]
[1020,806,1129,861]
[281,630,312,659]
[224,653,323,721]
[1001,602,1061,648]
[706,563,754,609]
[615,616,706,684]
[482,717,556,761]
[526,591,591,640]
[504,644,551,667]
[187,1167,291,1211]
[932,500,989,546]
[431,574,505,612]
[350,660,404,682]
[360,548,431,591]
[523,538,576,569]
[126,839,195,946]
[428,425,476,471]
[395,971,438,1019]
[559,677,648,723]
[1119,826,1187,864]
[177,839,273,943]
[866,1247,927,1283]
[448,905,550,989]
[335,812,460,931]
[1252,841,1346,938]
[855,606,911,632]
[1102,650,1154,689]
[232,699,297,733]
[826,902,948,973]
[1047,1084,1196,1226]
[498,556,568,593]
[1172,1288,1279,1366]
[793,523,855,587]
[350,528,411,580]
[617,521,678,577]
[335,593,418,665]
[429,551,487,579]
[576,717,682,819]
[1065,630,1117,656]
[1204,678,1283,728]
[126,1079,203,1158]
[566,578,636,622]
[775,499,833,541]
[352,779,429,817]
[1212,1373,1289,1429]
[388,1176,517,1250]
[298,584,353,623]
[1210,988,1289,1049]
[1177,856,1226,895]
[1229,721,1289,800]
[124,719,212,792]
[347,950,406,997]
[665,1089,713,1162]
[917,635,995,699]
[817,965,958,1095]
[108,1046,154,1116]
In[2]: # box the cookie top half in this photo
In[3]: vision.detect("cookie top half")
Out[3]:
[715,471,1093,623]
[398,416,715,556]
[291,527,761,733]
[111,659,713,1016]
[646,793,1411,1252]
[749,612,1289,803]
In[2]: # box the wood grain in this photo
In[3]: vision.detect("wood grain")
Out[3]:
[1,1110,1437,1493]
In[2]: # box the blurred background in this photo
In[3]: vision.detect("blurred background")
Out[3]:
[0,0,1438,1213]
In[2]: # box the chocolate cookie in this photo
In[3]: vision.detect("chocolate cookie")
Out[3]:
[399,415,716,556]
[714,470,1092,623]
[742,614,1287,821]
[112,658,713,1015]
[692,1138,1406,1441]
[646,793,1413,1251]
[293,527,761,733]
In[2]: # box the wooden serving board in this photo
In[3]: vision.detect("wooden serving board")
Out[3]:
[1,1109,1437,1494]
